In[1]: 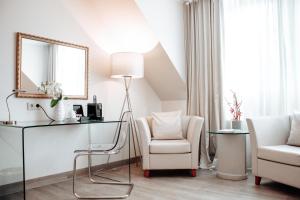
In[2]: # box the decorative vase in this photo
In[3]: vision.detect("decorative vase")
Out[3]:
[53,101,65,121]
[232,120,241,129]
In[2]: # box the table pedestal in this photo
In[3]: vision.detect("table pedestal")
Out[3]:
[216,134,247,180]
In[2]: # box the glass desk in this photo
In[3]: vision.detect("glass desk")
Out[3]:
[209,129,249,180]
[0,119,123,200]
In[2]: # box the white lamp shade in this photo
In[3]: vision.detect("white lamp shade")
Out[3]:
[111,52,144,79]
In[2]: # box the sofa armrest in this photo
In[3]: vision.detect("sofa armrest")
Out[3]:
[187,116,204,169]
[136,118,151,169]
[246,115,290,175]
[246,116,290,148]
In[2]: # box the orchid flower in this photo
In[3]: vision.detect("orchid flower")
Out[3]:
[226,90,242,121]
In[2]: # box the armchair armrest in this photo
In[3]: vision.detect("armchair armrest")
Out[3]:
[136,118,152,169]
[186,116,204,169]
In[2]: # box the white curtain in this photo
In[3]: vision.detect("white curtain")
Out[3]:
[184,0,224,168]
[220,0,300,118]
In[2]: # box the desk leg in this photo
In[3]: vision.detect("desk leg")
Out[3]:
[128,122,131,183]
[88,124,92,179]
[22,128,26,200]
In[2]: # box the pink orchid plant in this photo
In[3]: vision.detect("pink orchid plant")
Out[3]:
[227,91,242,121]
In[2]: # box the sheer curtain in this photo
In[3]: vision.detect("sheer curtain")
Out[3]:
[220,0,300,118]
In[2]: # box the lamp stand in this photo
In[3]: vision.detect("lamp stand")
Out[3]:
[107,77,142,167]
[122,77,142,165]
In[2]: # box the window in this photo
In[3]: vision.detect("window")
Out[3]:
[220,0,300,117]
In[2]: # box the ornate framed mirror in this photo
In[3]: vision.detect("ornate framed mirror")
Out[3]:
[16,32,89,99]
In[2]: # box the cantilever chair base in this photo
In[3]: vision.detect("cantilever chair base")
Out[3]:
[73,152,134,199]
[73,182,134,199]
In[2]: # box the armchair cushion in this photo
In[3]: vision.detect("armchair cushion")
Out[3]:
[151,111,183,140]
[150,139,191,154]
[258,145,300,167]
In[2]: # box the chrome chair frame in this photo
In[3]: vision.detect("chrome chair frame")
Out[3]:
[73,111,134,199]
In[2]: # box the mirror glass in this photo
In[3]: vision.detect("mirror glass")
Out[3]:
[17,33,88,99]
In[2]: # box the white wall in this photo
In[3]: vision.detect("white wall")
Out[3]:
[162,100,187,114]
[136,0,186,81]
[0,0,161,185]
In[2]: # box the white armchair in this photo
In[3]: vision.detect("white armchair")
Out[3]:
[246,116,300,188]
[136,116,204,177]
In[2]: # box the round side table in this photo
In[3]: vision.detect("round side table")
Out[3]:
[209,129,249,181]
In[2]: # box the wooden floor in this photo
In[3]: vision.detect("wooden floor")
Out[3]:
[5,165,300,200]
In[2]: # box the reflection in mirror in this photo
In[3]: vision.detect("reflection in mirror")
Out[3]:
[17,33,88,99]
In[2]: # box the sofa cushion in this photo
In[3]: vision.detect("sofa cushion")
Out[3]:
[258,145,300,167]
[150,139,191,154]
[287,112,300,146]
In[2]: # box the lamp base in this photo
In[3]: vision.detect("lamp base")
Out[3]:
[0,121,16,125]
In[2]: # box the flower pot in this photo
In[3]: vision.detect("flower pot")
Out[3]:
[53,101,65,121]
[231,120,241,130]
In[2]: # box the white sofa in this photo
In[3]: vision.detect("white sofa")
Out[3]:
[136,116,204,177]
[246,116,300,188]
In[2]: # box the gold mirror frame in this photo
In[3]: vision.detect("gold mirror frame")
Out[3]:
[16,32,89,99]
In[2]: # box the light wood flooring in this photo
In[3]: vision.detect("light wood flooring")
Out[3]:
[4,165,300,200]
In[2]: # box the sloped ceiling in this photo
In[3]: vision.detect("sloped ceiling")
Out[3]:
[62,0,158,53]
[135,0,186,82]
[144,44,186,100]
[62,0,186,101]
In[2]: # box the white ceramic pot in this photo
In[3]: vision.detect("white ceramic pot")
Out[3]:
[232,120,241,129]
[53,101,65,121]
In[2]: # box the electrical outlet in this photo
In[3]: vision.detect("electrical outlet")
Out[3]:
[27,103,40,111]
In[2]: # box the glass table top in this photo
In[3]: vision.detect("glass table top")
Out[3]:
[208,129,249,135]
[0,119,122,129]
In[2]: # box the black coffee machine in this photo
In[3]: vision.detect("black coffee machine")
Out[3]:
[87,95,104,120]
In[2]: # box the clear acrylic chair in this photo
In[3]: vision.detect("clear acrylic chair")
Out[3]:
[73,111,134,199]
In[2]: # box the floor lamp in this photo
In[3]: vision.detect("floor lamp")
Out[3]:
[110,52,143,165]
